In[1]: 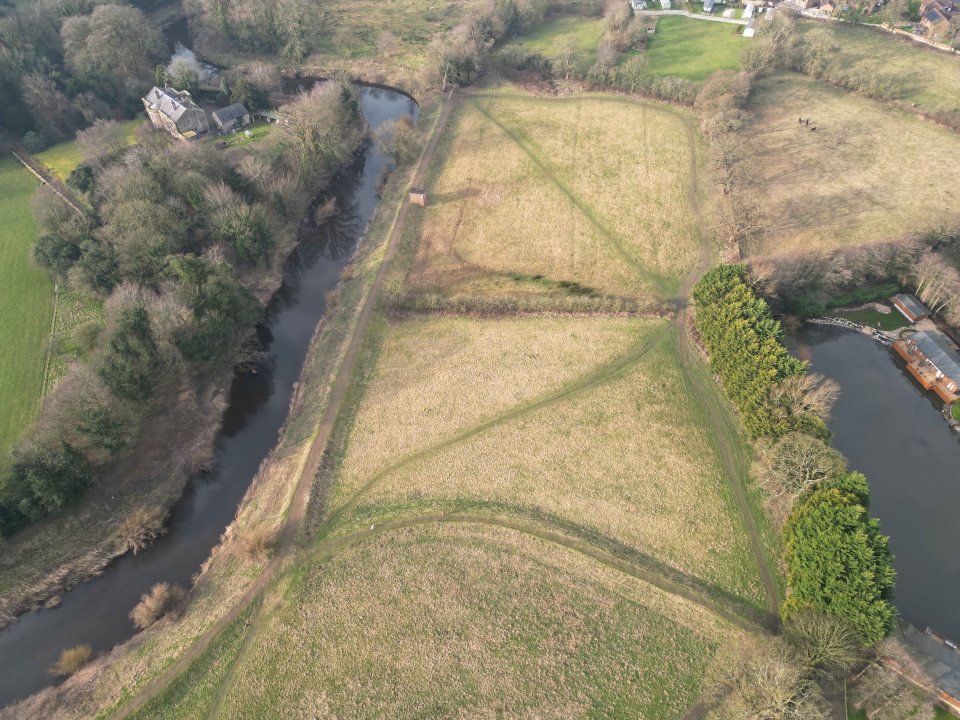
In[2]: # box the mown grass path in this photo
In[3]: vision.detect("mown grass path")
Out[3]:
[112,88,779,720]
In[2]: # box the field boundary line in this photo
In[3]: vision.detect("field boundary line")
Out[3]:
[670,99,782,618]
[8,149,86,215]
[108,89,458,720]
[39,283,60,403]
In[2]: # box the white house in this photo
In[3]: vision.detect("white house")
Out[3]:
[743,2,756,17]
[703,0,715,12]
[659,0,671,9]
[743,17,758,36]
[142,86,209,141]
[630,0,647,9]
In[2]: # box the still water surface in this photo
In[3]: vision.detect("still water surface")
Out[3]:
[0,86,418,709]
[795,325,960,640]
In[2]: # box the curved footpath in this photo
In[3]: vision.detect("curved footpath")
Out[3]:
[111,88,780,719]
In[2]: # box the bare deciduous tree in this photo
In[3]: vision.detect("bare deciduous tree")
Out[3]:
[785,610,861,677]
[707,638,830,720]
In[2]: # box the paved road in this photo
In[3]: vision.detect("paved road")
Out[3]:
[640,9,749,25]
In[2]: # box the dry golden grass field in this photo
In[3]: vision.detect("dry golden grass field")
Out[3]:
[740,73,960,257]
[329,314,646,496]
[329,315,765,606]
[210,523,744,719]
[403,92,701,304]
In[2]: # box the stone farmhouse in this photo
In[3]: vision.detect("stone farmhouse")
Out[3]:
[142,86,209,141]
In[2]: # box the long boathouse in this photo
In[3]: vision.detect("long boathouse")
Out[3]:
[894,330,960,404]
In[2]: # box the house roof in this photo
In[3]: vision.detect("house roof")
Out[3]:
[895,293,929,318]
[212,103,249,123]
[924,8,948,22]
[143,86,202,122]
[912,331,960,381]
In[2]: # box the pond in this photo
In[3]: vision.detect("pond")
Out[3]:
[793,325,960,641]
[0,86,418,710]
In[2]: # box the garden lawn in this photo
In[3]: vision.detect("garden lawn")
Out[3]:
[210,523,743,719]
[34,118,142,182]
[647,15,746,81]
[740,73,960,257]
[0,157,54,461]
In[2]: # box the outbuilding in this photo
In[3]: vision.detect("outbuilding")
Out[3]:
[893,293,931,323]
[409,187,427,207]
[212,103,251,133]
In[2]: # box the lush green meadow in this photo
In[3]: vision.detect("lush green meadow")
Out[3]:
[499,14,605,73]
[0,157,54,462]
[34,118,142,182]
[647,16,746,80]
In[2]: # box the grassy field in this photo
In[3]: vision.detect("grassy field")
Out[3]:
[796,20,960,120]
[0,157,54,462]
[647,16,746,81]
[22,88,778,719]
[34,118,142,182]
[498,14,605,74]
[209,523,743,719]
[329,315,766,606]
[402,92,700,304]
[740,73,960,257]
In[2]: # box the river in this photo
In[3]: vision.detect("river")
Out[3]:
[0,86,418,709]
[794,325,960,641]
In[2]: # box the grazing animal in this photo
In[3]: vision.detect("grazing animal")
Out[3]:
[805,119,810,126]
[811,126,817,131]
[799,117,803,123]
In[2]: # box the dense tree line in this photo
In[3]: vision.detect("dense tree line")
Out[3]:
[0,84,364,537]
[750,232,960,331]
[696,265,896,654]
[0,0,165,144]
[783,472,895,645]
[692,264,827,438]
[744,13,924,106]
[186,0,319,61]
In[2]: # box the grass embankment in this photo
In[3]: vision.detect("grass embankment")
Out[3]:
[499,14,605,74]
[741,73,960,257]
[796,20,960,121]
[647,15,747,80]
[34,118,141,182]
[399,93,700,306]
[0,157,54,462]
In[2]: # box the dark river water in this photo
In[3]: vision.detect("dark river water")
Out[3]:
[0,86,418,709]
[794,325,960,641]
